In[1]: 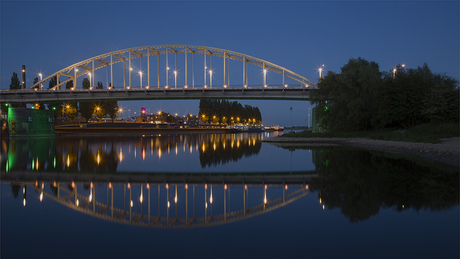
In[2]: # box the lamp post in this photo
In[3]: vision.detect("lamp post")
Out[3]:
[38,73,43,90]
[174,70,177,88]
[209,70,213,88]
[88,73,92,89]
[318,64,325,82]
[263,68,267,87]
[139,71,143,89]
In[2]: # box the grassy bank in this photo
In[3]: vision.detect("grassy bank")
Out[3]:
[281,123,459,143]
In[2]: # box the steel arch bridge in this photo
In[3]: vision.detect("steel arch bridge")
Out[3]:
[1,45,316,103]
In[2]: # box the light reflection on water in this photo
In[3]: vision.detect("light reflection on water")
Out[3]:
[0,132,459,258]
[1,131,315,173]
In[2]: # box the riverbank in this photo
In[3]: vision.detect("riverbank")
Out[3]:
[263,136,459,166]
[54,122,229,135]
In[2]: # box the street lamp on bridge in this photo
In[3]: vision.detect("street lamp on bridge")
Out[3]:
[88,73,92,89]
[209,70,213,88]
[139,71,143,89]
[174,70,177,88]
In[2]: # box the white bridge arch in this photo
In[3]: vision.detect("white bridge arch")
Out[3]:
[28,44,316,90]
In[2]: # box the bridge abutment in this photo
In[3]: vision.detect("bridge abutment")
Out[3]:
[7,107,55,137]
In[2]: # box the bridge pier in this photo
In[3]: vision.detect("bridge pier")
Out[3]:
[7,107,54,137]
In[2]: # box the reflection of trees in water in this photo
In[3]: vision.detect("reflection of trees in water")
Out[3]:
[2,137,120,174]
[199,134,262,168]
[57,138,119,174]
[2,134,264,172]
[310,149,459,223]
[11,183,20,198]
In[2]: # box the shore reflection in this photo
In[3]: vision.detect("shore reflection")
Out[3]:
[307,147,459,222]
[1,133,263,173]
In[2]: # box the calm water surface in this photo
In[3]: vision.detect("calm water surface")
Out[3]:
[1,132,458,259]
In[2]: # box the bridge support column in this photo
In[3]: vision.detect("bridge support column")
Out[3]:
[92,61,95,89]
[147,49,150,87]
[111,55,113,89]
[74,69,77,90]
[129,51,131,87]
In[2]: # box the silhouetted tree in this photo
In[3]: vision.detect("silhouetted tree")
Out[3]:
[79,102,94,121]
[65,80,73,90]
[9,72,21,90]
[104,101,118,122]
[48,76,57,89]
[82,78,90,90]
[311,57,382,132]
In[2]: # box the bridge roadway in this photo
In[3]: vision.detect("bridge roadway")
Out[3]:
[0,85,310,103]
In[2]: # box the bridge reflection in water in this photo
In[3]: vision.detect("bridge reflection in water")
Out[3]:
[14,180,309,228]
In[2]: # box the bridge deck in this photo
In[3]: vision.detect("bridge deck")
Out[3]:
[0,86,310,103]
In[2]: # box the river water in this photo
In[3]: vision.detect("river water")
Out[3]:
[1,132,458,258]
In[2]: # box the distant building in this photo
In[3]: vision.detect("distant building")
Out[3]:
[138,114,169,123]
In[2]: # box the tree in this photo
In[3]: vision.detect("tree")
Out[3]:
[94,102,105,120]
[201,115,209,124]
[9,72,21,90]
[48,76,57,89]
[48,101,64,120]
[63,103,78,121]
[373,64,459,128]
[33,77,39,88]
[96,81,103,89]
[82,78,90,90]
[422,83,459,123]
[212,115,219,124]
[198,99,262,125]
[310,57,382,132]
[104,101,118,122]
[65,81,73,90]
[79,102,94,122]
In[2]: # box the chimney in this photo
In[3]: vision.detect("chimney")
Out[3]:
[21,65,26,89]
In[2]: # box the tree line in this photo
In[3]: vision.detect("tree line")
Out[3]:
[198,99,262,124]
[6,73,118,122]
[310,58,459,132]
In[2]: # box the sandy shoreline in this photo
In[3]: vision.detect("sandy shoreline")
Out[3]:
[263,136,460,166]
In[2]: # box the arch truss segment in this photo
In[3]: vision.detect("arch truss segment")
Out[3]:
[27,45,317,91]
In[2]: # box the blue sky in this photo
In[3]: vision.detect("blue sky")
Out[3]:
[1,1,458,126]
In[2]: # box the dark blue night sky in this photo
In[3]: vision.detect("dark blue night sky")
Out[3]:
[1,1,458,126]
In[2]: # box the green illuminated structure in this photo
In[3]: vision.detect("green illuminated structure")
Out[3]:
[7,107,54,136]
